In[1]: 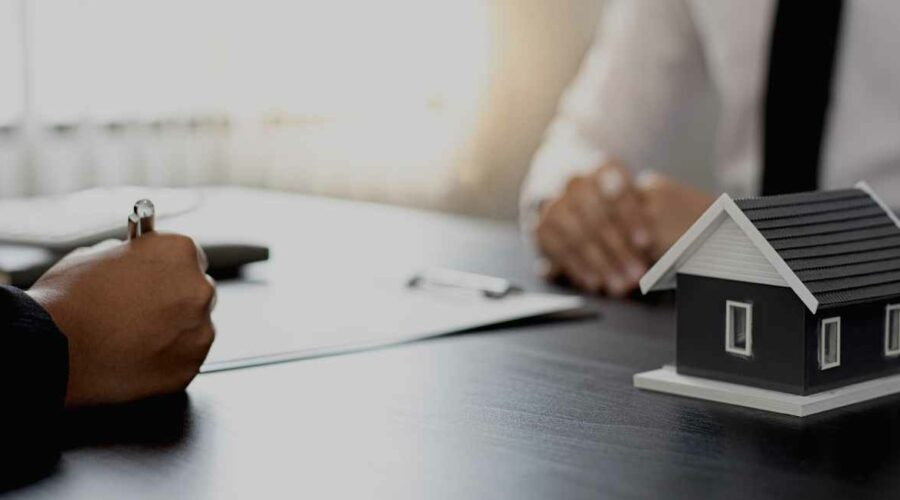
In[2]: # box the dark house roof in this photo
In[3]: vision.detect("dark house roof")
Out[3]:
[640,183,900,313]
[734,188,900,308]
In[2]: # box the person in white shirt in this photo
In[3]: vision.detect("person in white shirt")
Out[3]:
[521,0,900,297]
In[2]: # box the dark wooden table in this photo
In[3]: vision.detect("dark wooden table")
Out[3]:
[8,189,900,499]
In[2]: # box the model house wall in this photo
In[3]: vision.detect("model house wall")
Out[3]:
[805,299,900,393]
[677,274,900,395]
[676,274,808,394]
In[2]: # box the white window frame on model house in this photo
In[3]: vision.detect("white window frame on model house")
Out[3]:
[725,300,753,357]
[819,317,841,370]
[885,304,900,357]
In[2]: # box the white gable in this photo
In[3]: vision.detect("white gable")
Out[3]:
[680,218,790,287]
[639,194,819,313]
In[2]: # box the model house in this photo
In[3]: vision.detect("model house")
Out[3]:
[640,182,900,396]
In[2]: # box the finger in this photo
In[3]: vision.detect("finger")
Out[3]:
[595,164,652,251]
[178,323,215,381]
[565,177,607,231]
[564,181,630,289]
[537,222,600,291]
[546,206,609,291]
[635,169,667,191]
[196,322,216,364]
[547,200,589,250]
[69,238,123,258]
[93,238,123,250]
[567,217,631,297]
[68,246,92,257]
[202,322,216,349]
[567,181,646,286]
[593,231,639,297]
[560,250,601,292]
[611,189,652,252]
[205,274,217,313]
[578,241,619,294]
[596,161,629,199]
[595,208,647,285]
[196,244,209,273]
[634,169,670,221]
[536,257,562,281]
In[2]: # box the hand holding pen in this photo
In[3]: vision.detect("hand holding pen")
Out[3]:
[127,198,217,311]
[26,198,217,407]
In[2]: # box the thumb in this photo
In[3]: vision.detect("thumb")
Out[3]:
[68,238,123,257]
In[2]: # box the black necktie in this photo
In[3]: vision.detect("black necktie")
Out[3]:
[761,0,845,195]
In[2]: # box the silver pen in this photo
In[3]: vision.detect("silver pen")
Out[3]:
[128,199,155,239]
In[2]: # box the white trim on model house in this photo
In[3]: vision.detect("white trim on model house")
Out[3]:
[639,194,820,314]
[857,181,900,230]
[885,304,900,357]
[725,300,753,357]
[819,317,841,370]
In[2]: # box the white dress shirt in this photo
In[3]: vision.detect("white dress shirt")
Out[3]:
[521,0,900,229]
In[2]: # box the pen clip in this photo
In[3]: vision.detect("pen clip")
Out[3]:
[407,268,521,299]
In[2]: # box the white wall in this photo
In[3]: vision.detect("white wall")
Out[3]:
[0,0,719,220]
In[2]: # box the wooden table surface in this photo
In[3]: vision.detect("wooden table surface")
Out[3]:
[8,188,900,499]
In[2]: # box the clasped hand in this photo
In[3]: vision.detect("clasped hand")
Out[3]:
[534,160,713,297]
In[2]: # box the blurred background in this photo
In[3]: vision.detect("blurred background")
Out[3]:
[0,0,714,220]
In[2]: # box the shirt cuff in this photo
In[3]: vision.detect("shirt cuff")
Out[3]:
[0,285,69,485]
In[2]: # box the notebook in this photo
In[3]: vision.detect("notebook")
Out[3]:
[0,187,268,287]
[0,187,202,250]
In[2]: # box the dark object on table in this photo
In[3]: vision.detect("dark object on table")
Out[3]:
[0,243,269,289]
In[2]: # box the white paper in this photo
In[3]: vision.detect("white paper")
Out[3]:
[203,273,585,372]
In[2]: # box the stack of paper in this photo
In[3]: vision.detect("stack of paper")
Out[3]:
[203,272,586,372]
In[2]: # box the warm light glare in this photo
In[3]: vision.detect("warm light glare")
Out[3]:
[24,0,491,122]
[0,0,494,200]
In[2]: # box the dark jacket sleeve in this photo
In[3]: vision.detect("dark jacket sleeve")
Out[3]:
[0,285,68,489]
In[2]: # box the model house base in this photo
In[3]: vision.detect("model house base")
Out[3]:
[634,365,900,417]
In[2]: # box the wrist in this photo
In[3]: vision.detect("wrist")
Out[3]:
[1,286,70,410]
[26,287,81,408]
